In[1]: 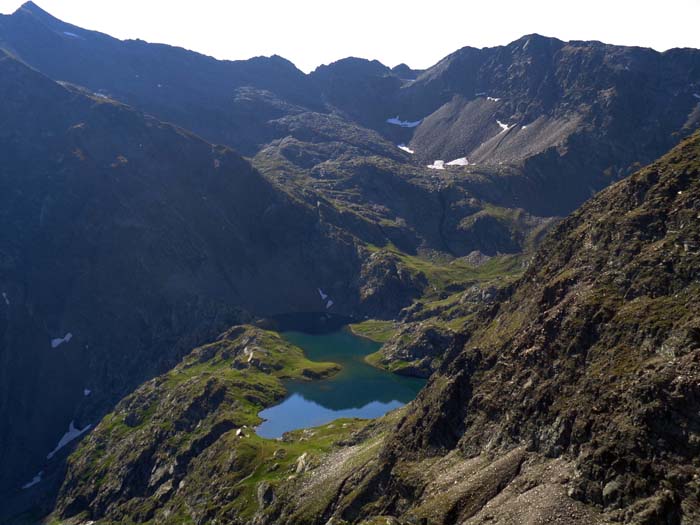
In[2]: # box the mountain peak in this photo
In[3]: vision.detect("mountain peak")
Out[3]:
[391,63,421,80]
[15,1,63,26]
[17,1,45,15]
[311,57,391,78]
[515,32,555,42]
[508,33,563,51]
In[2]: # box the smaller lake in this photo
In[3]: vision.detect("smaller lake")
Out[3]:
[256,329,425,438]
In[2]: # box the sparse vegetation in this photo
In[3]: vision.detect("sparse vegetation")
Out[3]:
[349,319,398,343]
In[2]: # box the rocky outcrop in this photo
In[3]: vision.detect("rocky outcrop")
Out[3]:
[323,133,700,523]
[371,323,454,377]
[358,251,428,318]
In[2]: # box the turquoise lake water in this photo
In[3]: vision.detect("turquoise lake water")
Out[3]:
[256,329,425,438]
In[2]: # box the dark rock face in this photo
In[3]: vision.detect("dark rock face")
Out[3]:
[0,51,361,501]
[391,63,422,81]
[0,2,320,155]
[358,251,428,318]
[376,323,454,378]
[310,58,403,129]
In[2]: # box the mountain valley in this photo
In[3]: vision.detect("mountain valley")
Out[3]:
[0,2,699,524]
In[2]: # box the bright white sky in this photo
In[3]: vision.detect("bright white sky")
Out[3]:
[2,0,700,72]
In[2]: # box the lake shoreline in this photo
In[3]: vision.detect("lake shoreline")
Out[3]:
[255,325,425,439]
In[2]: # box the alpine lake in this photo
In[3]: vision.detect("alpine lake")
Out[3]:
[256,314,425,438]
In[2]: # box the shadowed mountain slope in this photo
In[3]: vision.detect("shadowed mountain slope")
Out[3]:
[0,49,362,505]
[0,2,321,155]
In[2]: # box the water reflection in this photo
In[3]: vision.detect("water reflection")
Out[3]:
[256,329,425,438]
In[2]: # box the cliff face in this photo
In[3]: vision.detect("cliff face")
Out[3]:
[331,132,700,524]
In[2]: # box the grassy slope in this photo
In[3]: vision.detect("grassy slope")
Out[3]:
[52,326,380,524]
[356,247,525,372]
[348,319,398,343]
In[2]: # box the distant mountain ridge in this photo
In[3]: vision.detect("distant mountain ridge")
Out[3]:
[3,2,699,216]
[0,2,700,201]
[399,34,700,213]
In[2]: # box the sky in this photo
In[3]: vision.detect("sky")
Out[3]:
[2,0,700,73]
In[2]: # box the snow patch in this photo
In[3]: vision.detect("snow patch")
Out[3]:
[47,421,91,459]
[475,92,486,96]
[427,160,445,170]
[497,120,512,133]
[63,31,80,38]
[2,292,8,305]
[22,471,43,489]
[386,116,422,128]
[487,96,501,102]
[51,333,73,349]
[319,288,334,309]
[694,93,700,100]
[397,144,414,154]
[84,388,92,397]
[446,157,469,166]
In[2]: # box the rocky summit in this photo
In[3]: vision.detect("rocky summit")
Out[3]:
[0,2,699,524]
